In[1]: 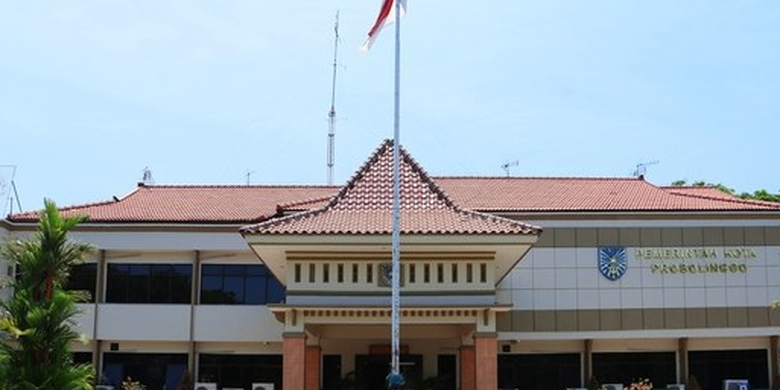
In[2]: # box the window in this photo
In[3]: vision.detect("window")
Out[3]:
[424,264,430,283]
[451,264,458,283]
[480,263,487,283]
[309,263,316,283]
[366,264,373,283]
[352,264,359,283]
[294,264,301,283]
[499,353,581,390]
[106,264,192,304]
[323,264,330,283]
[102,353,187,390]
[689,349,769,390]
[593,352,676,388]
[66,263,97,302]
[466,264,473,283]
[199,354,282,390]
[201,264,285,305]
[437,263,444,283]
[337,264,344,283]
[409,264,416,283]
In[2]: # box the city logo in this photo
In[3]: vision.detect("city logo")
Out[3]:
[598,246,628,281]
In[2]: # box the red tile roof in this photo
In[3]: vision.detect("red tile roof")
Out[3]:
[240,140,541,235]
[8,185,338,224]
[434,178,780,212]
[7,146,780,225]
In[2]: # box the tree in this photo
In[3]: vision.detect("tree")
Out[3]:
[671,180,780,203]
[0,199,94,390]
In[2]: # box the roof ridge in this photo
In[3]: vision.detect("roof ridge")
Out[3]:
[276,195,335,212]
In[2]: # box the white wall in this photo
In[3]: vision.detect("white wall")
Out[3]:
[193,306,283,342]
[97,304,191,341]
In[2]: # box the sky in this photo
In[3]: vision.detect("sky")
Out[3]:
[1,1,779,214]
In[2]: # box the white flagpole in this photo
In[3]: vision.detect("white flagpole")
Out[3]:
[390,0,403,386]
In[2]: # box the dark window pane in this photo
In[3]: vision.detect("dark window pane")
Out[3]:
[202,264,222,276]
[267,278,286,303]
[224,264,245,276]
[245,276,265,304]
[223,276,244,304]
[66,263,97,303]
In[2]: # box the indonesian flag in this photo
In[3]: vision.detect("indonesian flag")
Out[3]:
[361,0,407,51]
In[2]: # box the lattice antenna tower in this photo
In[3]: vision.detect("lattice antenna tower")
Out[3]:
[326,11,341,185]
[501,160,519,177]
[0,165,22,215]
[632,160,659,179]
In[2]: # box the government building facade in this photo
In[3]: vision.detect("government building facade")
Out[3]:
[2,140,780,390]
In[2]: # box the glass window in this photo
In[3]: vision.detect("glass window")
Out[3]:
[689,349,769,390]
[102,353,187,390]
[499,353,581,390]
[106,263,192,304]
[593,352,676,388]
[198,354,282,390]
[200,264,285,305]
[66,263,97,303]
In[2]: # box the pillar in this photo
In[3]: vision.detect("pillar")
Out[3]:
[305,346,321,390]
[771,336,779,387]
[583,339,592,387]
[678,338,689,384]
[283,333,306,390]
[460,346,475,390]
[475,333,497,390]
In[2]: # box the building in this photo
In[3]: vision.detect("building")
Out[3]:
[2,140,780,390]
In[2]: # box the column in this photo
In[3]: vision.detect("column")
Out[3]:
[678,338,689,384]
[583,339,592,387]
[283,333,306,390]
[771,336,779,387]
[475,333,497,390]
[460,346,475,390]
[305,346,321,390]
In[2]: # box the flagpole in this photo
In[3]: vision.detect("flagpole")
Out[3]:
[389,0,403,386]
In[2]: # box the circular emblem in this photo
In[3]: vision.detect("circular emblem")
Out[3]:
[598,246,627,281]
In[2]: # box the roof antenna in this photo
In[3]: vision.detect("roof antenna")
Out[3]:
[326,11,340,185]
[245,170,256,185]
[0,165,22,214]
[632,160,659,180]
[141,167,154,186]
[501,160,519,177]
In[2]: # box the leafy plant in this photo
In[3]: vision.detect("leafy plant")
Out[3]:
[0,199,94,389]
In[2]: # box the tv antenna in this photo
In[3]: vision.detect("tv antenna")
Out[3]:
[632,160,659,179]
[245,170,256,185]
[0,165,22,215]
[326,11,340,185]
[501,160,519,177]
[141,167,154,185]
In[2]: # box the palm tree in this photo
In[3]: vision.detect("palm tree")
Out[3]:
[0,199,95,389]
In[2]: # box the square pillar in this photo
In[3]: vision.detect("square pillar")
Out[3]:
[460,346,475,390]
[283,333,306,390]
[305,346,321,390]
[475,333,497,390]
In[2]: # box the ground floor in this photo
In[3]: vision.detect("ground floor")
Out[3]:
[77,334,779,390]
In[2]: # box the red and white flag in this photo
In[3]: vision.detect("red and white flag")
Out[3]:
[361,0,407,51]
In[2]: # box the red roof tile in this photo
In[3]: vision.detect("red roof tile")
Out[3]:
[8,185,338,223]
[435,177,780,212]
[7,148,780,225]
[240,140,541,235]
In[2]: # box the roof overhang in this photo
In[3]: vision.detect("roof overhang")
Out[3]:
[243,233,538,286]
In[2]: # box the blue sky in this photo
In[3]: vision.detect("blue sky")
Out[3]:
[2,1,779,212]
